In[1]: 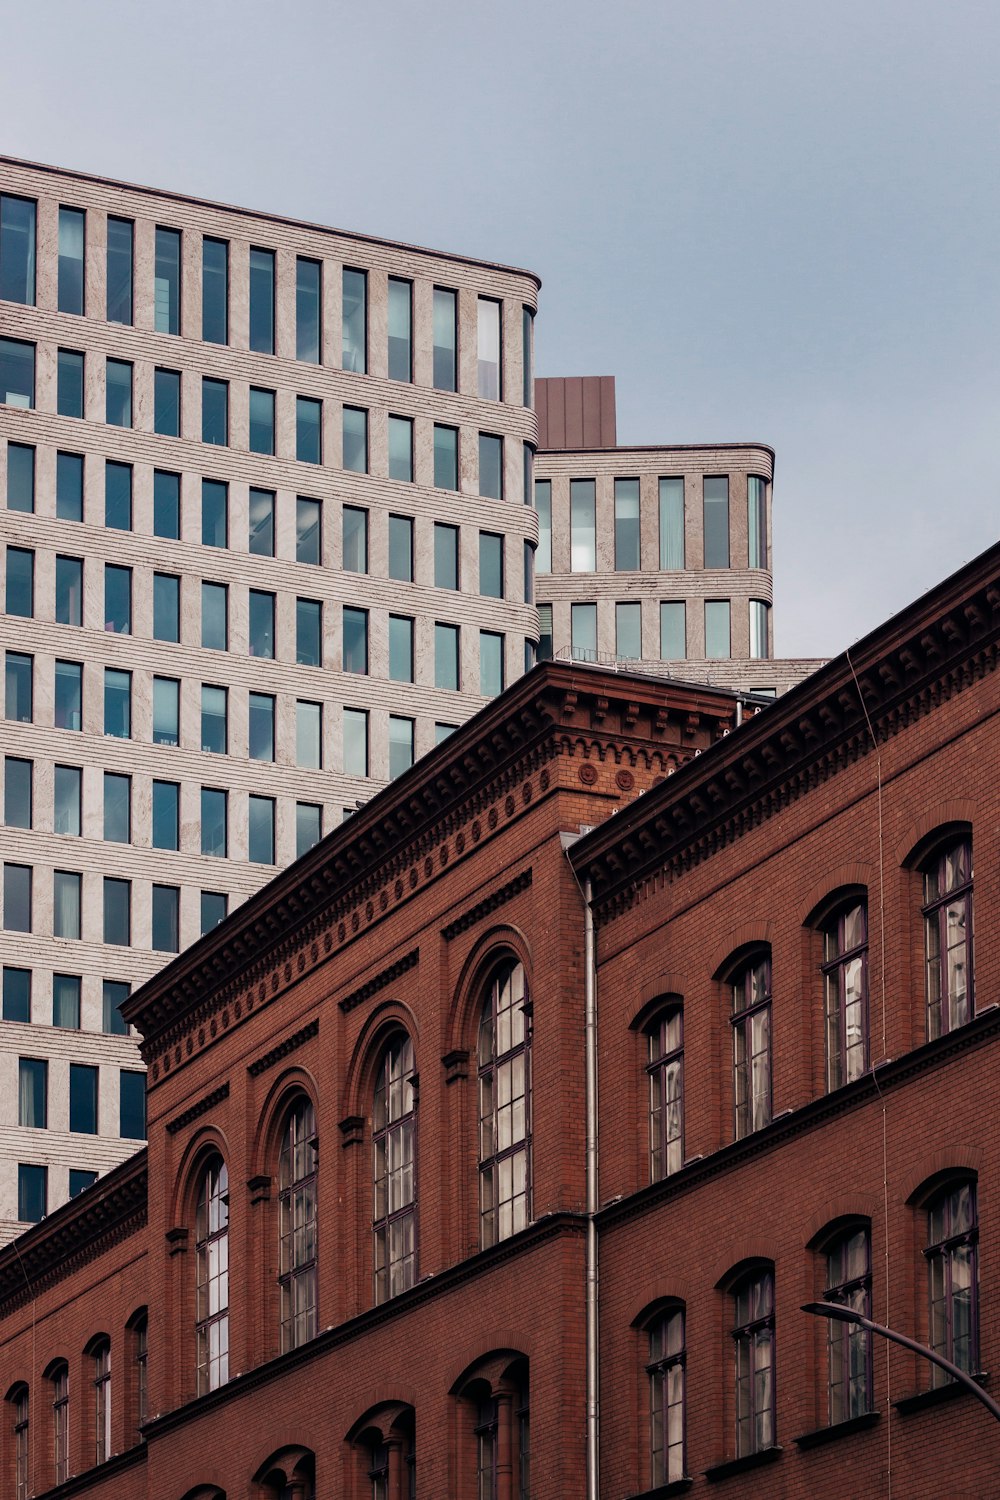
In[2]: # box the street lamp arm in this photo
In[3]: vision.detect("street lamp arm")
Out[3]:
[801,1301,1000,1425]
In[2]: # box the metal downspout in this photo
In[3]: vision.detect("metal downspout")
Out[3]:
[583,874,599,1500]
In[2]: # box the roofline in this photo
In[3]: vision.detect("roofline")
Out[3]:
[0,155,542,290]
[536,440,776,464]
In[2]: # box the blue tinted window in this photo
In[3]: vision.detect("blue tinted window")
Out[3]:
[58,207,85,315]
[55,556,83,626]
[248,692,275,761]
[105,359,132,427]
[433,287,457,391]
[53,765,81,835]
[249,387,275,455]
[479,434,503,500]
[57,452,83,521]
[104,565,132,634]
[201,684,227,753]
[201,788,227,857]
[57,349,84,418]
[0,338,35,408]
[296,803,322,858]
[248,488,275,557]
[388,416,413,482]
[388,278,412,381]
[296,258,321,362]
[202,479,227,546]
[6,547,33,617]
[3,967,30,1022]
[54,660,82,731]
[154,227,181,334]
[7,443,34,512]
[0,195,36,305]
[152,780,179,850]
[202,378,228,445]
[103,979,130,1034]
[342,268,367,372]
[202,238,228,343]
[296,498,321,564]
[343,506,367,572]
[296,397,321,463]
[249,247,275,353]
[105,461,132,530]
[154,368,180,436]
[103,877,131,945]
[4,757,32,828]
[5,653,32,723]
[296,598,322,666]
[106,218,133,323]
[104,667,131,737]
[153,470,180,539]
[201,891,227,935]
[104,772,131,843]
[153,573,180,642]
[434,425,458,491]
[479,532,504,599]
[4,864,31,931]
[249,590,275,659]
[201,583,228,651]
[120,1071,146,1139]
[70,1065,98,1134]
[434,524,459,589]
[343,405,367,472]
[388,614,413,682]
[17,1164,46,1223]
[343,608,368,673]
[388,716,414,778]
[153,677,179,746]
[70,1169,98,1198]
[248,796,275,865]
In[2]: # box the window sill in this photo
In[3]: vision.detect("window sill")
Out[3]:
[894,1372,989,1415]
[704,1445,782,1483]
[629,1481,695,1498]
[794,1410,880,1448]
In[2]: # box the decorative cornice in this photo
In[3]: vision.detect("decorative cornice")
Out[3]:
[339,951,419,1014]
[166,1083,230,1134]
[442,869,533,941]
[247,1018,320,1076]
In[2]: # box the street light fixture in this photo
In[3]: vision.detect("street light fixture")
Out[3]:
[801,1300,1000,1425]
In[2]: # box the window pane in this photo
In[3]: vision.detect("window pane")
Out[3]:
[17,1164,46,1223]
[522,306,534,406]
[153,572,179,642]
[248,488,275,556]
[152,677,179,746]
[105,460,132,530]
[249,387,275,455]
[201,684,227,753]
[4,758,31,828]
[103,980,130,1035]
[479,434,503,500]
[387,277,412,381]
[434,523,459,589]
[248,796,275,864]
[433,287,457,390]
[201,788,227,857]
[389,515,414,582]
[7,442,34,512]
[296,257,321,363]
[388,716,414,778]
[201,891,227,935]
[152,780,179,850]
[248,692,275,761]
[106,217,133,323]
[342,268,367,372]
[296,803,322,858]
[52,973,80,1028]
[18,1058,46,1127]
[571,602,597,661]
[703,477,730,568]
[388,416,413,482]
[614,479,640,570]
[53,871,81,938]
[0,195,35,303]
[120,1072,146,1139]
[660,601,686,660]
[106,359,132,427]
[153,369,180,435]
[0,338,34,408]
[104,667,131,737]
[69,1064,98,1133]
[54,660,82,731]
[202,582,228,651]
[659,478,685,569]
[750,600,770,660]
[57,349,84,418]
[202,378,228,445]
[479,532,504,598]
[532,481,551,576]
[249,247,275,354]
[6,547,33,617]
[104,564,132,634]
[6,652,32,723]
[343,608,368,673]
[537,603,553,662]
[435,623,460,690]
[296,700,322,768]
[3,967,31,1022]
[54,765,81,835]
[296,497,321,564]
[616,601,642,660]
[434,423,459,491]
[153,469,180,538]
[70,1169,97,1197]
[571,480,596,571]
[104,772,131,843]
[478,298,501,399]
[296,598,321,666]
[154,227,181,334]
[202,238,228,344]
[748,476,767,569]
[58,206,85,315]
[343,707,368,776]
[343,405,368,472]
[389,615,414,682]
[152,885,180,951]
[705,600,731,659]
[104,877,130,944]
[480,632,504,696]
[296,397,321,463]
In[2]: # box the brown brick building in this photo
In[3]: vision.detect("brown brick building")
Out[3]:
[1,541,998,1497]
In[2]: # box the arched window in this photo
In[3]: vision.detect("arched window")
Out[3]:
[647,1305,685,1485]
[923,837,973,1039]
[927,1180,978,1384]
[822,898,869,1089]
[823,1226,871,1421]
[731,1267,775,1457]
[92,1338,111,1464]
[373,1035,416,1303]
[647,1005,683,1180]
[51,1362,69,1484]
[279,1099,318,1350]
[9,1384,28,1500]
[256,1448,315,1499]
[478,960,531,1248]
[730,952,771,1139]
[456,1356,529,1500]
[195,1155,229,1393]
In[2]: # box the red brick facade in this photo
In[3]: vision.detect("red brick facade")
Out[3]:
[1,544,999,1498]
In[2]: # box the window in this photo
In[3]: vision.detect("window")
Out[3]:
[120,1071,146,1139]
[523,305,534,407]
[523,442,534,509]
[201,684,227,753]
[923,836,973,1039]
[570,479,596,571]
[344,708,369,776]
[248,486,275,556]
[133,1316,148,1434]
[823,898,869,1090]
[249,386,276,455]
[824,1227,872,1421]
[389,614,414,682]
[57,348,84,418]
[7,442,34,511]
[479,433,503,500]
[389,514,414,582]
[732,1268,775,1456]
[296,803,322,858]
[529,480,550,576]
[18,1164,46,1224]
[152,367,180,436]
[0,338,34,408]
[106,217,133,323]
[3,967,30,1023]
[249,247,275,354]
[296,700,322,768]
[343,607,369,673]
[152,883,180,952]
[571,602,597,662]
[703,476,730,567]
[104,772,131,843]
[152,676,179,746]
[731,953,771,1138]
[388,716,414,779]
[479,531,504,598]
[434,522,459,589]
[105,358,132,427]
[201,787,228,857]
[479,959,530,1247]
[343,404,368,472]
[435,722,457,745]
[616,601,642,661]
[342,268,367,372]
[749,600,770,659]
[153,469,180,538]
[0,194,35,303]
[103,876,131,945]
[53,973,81,1029]
[50,1362,70,1482]
[373,1035,416,1302]
[202,377,228,445]
[103,979,130,1036]
[343,505,368,573]
[6,546,33,617]
[249,795,275,864]
[388,277,412,380]
[614,478,640,569]
[10,1385,29,1500]
[196,1157,230,1393]
[153,571,180,643]
[18,1058,47,1128]
[201,891,227,935]
[105,459,132,529]
[92,1339,111,1464]
[435,623,460,691]
[55,659,83,731]
[478,298,501,399]
[480,631,504,697]
[297,396,322,463]
[6,652,31,722]
[53,871,81,939]
[537,603,553,663]
[155,225,181,333]
[249,692,276,761]
[705,599,731,659]
[296,497,321,564]
[279,1100,318,1350]
[388,415,413,482]
[69,1063,98,1134]
[202,237,228,343]
[4,757,31,828]
[748,475,768,568]
[658,477,685,569]
[927,1181,978,1383]
[104,564,132,633]
[70,1169,97,1198]
[647,1006,683,1179]
[56,555,83,626]
[433,423,459,490]
[152,779,181,851]
[104,667,131,734]
[59,205,85,314]
[202,582,228,651]
[4,864,31,932]
[296,257,321,363]
[297,598,322,666]
[648,1307,685,1485]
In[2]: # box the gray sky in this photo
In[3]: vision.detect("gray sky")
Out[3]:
[5,0,999,658]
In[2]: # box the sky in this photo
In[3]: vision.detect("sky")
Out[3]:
[5,0,999,658]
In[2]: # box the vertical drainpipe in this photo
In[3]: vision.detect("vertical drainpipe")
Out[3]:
[583,873,599,1500]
